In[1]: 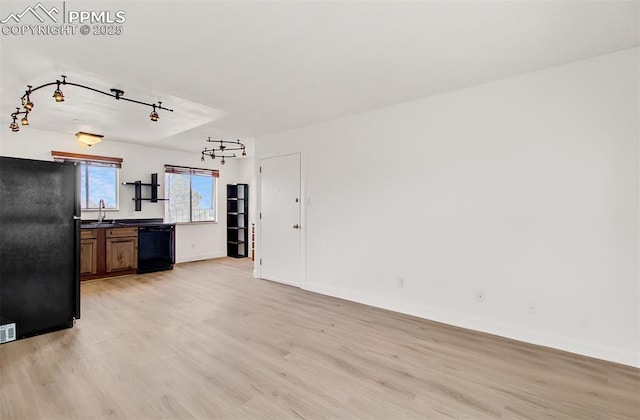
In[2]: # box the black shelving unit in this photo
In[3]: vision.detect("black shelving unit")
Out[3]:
[227,184,248,258]
[122,173,168,211]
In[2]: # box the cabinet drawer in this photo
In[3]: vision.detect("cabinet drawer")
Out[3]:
[106,227,138,238]
[81,229,97,239]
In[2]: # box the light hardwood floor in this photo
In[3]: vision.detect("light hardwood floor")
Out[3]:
[1,258,638,419]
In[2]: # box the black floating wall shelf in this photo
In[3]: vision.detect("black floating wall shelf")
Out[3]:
[122,173,168,211]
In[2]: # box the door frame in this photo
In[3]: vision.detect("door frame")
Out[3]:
[255,152,306,289]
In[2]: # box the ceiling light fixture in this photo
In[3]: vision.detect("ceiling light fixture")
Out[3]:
[75,131,104,146]
[9,75,174,132]
[201,137,247,165]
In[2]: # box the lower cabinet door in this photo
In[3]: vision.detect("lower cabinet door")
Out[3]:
[80,238,97,275]
[106,237,138,272]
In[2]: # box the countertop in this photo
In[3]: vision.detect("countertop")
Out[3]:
[81,218,174,229]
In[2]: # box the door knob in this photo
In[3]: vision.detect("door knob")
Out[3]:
[293,224,300,229]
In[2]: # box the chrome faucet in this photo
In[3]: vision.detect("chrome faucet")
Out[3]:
[98,199,106,222]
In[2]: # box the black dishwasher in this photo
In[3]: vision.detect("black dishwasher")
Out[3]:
[138,224,175,274]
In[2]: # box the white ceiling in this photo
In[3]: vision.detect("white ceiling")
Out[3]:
[1,1,638,152]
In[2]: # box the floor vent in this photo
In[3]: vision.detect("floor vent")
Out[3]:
[0,323,16,344]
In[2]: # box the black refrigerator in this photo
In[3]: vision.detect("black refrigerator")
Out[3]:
[0,156,81,343]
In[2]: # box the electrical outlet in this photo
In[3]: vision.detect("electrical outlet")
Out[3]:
[475,289,486,303]
[191,243,196,249]
[398,277,405,288]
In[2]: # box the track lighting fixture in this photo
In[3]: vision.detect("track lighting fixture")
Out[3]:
[200,137,247,165]
[8,75,174,133]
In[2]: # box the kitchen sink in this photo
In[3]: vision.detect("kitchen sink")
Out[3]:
[81,221,124,228]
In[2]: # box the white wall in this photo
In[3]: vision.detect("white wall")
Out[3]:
[235,138,257,260]
[0,131,250,263]
[256,48,640,367]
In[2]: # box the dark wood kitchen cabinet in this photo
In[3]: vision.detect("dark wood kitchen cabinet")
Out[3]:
[81,226,138,280]
[80,229,98,275]
[105,227,138,273]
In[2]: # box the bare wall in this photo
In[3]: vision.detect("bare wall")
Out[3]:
[256,48,640,367]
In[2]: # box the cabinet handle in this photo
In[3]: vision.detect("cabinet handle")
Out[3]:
[293,224,300,229]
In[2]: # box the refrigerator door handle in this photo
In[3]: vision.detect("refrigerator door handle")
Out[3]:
[73,216,81,220]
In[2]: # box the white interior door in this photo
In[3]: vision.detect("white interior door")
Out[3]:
[260,153,301,286]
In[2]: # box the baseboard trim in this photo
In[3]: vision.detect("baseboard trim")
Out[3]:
[304,282,639,368]
[176,252,226,264]
[260,275,301,287]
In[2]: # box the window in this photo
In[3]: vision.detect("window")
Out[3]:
[164,165,219,223]
[79,162,118,209]
[51,151,121,210]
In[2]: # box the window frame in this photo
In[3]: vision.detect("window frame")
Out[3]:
[51,151,122,211]
[164,165,219,224]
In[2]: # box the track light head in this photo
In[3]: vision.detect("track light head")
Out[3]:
[24,86,34,110]
[9,117,19,132]
[150,104,159,122]
[53,82,64,102]
[9,108,21,131]
[20,113,29,126]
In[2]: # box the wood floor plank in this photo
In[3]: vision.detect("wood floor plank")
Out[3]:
[1,257,638,419]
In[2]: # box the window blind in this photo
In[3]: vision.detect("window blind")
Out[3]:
[51,151,123,168]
